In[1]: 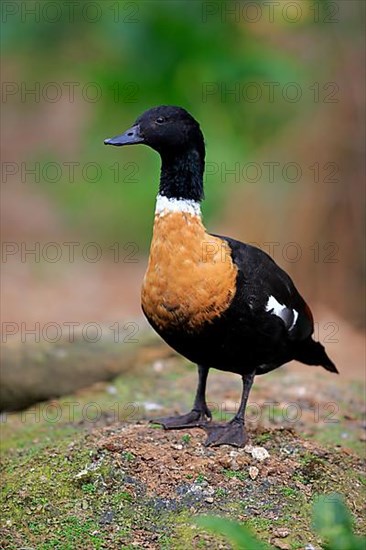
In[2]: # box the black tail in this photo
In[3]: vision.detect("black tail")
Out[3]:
[294,337,339,374]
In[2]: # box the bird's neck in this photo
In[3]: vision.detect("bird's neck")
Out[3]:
[158,148,204,203]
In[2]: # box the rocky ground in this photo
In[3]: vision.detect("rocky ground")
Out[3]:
[1,339,365,549]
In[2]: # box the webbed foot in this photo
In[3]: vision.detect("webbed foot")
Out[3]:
[150,408,211,430]
[203,418,248,447]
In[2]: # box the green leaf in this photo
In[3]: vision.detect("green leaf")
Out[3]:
[312,493,366,550]
[195,516,270,550]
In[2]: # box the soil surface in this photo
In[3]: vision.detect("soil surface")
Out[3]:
[1,350,365,549]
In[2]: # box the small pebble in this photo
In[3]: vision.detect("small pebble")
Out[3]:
[100,510,114,525]
[249,466,259,480]
[74,469,92,482]
[205,496,214,503]
[273,528,289,538]
[218,456,232,468]
[144,402,163,412]
[244,445,270,461]
[271,538,290,549]
[153,360,164,372]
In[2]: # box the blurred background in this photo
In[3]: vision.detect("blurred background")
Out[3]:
[1,0,365,343]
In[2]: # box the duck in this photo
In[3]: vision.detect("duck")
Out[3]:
[104,105,338,447]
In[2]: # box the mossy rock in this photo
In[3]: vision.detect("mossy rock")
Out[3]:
[0,328,169,412]
[1,348,365,548]
[1,419,365,548]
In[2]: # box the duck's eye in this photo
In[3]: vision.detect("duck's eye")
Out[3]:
[156,116,165,124]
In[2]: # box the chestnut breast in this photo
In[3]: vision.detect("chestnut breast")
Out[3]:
[141,212,238,333]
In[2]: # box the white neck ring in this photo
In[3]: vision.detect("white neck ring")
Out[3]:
[155,194,201,217]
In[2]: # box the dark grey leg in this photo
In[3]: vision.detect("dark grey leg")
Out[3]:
[203,370,255,447]
[150,365,212,429]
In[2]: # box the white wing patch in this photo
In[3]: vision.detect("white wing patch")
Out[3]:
[291,309,299,329]
[266,296,286,317]
[265,295,298,331]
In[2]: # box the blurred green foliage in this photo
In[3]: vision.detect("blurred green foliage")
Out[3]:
[312,493,366,550]
[1,0,351,247]
[196,493,366,549]
[196,515,269,549]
